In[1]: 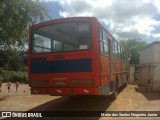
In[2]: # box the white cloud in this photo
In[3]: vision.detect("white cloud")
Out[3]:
[86,0,113,8]
[39,0,58,2]
[152,33,160,38]
[135,18,160,35]
[59,11,69,18]
[40,0,160,41]
[154,0,160,12]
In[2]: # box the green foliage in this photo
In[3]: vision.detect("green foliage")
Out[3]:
[0,49,26,71]
[119,39,148,64]
[10,74,28,83]
[0,0,50,49]
[0,69,28,83]
[9,51,25,71]
[0,50,7,67]
[0,2,3,17]
[0,0,51,75]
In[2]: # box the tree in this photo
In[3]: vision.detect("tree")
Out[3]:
[0,0,50,50]
[119,38,148,64]
[0,0,51,80]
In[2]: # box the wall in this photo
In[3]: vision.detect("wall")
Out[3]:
[139,42,160,92]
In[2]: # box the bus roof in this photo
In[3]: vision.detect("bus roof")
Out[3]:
[31,17,98,29]
[30,17,121,49]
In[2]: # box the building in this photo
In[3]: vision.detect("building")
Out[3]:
[139,41,160,91]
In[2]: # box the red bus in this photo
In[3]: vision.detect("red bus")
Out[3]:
[28,17,129,97]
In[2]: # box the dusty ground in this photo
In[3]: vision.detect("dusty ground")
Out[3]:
[0,83,160,120]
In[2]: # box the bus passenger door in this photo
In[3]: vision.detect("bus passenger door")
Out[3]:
[110,38,118,92]
[108,36,113,82]
[108,36,114,92]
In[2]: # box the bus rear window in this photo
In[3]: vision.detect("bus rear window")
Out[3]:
[33,34,51,53]
[31,22,91,54]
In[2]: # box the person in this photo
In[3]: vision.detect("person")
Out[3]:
[15,82,19,92]
[7,82,11,93]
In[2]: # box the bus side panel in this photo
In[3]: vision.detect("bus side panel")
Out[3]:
[100,56,110,85]
[100,56,111,95]
[95,21,112,95]
[121,62,127,85]
[115,60,121,87]
[91,19,101,88]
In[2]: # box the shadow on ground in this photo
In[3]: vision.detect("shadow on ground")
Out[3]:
[135,86,160,101]
[5,95,116,120]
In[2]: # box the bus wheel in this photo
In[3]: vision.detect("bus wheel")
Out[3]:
[110,91,117,99]
[111,79,118,99]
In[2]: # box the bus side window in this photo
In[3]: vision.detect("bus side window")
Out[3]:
[122,50,124,61]
[99,27,108,56]
[99,27,103,41]
[118,44,121,60]
[120,47,122,60]
[114,41,117,59]
[103,30,108,56]
[99,27,104,53]
[125,53,127,62]
[116,41,119,59]
[121,47,123,61]
[123,51,125,62]
[112,40,115,59]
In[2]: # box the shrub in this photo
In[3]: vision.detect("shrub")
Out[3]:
[10,74,28,83]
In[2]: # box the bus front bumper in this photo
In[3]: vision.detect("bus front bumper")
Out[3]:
[31,87,100,95]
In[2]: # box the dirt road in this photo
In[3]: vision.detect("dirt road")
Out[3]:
[0,83,160,120]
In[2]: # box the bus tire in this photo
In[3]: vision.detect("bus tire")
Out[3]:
[111,91,117,99]
[110,80,118,99]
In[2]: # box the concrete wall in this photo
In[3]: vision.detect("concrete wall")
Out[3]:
[140,43,160,64]
[140,45,155,64]
[139,42,160,92]
[154,44,160,63]
[153,64,160,91]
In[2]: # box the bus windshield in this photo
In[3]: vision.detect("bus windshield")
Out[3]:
[31,22,91,54]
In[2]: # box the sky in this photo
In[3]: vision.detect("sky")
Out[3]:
[40,0,160,43]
